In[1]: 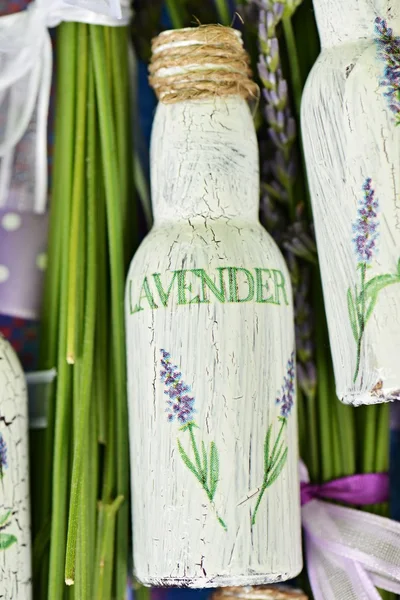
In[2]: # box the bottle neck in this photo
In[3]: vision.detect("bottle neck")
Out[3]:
[313,0,400,47]
[150,97,260,224]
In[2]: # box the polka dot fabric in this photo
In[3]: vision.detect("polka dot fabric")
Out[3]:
[0,208,49,319]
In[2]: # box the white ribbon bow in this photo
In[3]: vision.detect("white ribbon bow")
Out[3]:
[301,462,400,599]
[0,0,132,213]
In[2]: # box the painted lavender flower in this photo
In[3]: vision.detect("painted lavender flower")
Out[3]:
[252,351,294,525]
[352,178,379,264]
[348,180,400,382]
[160,350,227,530]
[0,434,17,550]
[375,17,400,123]
[0,433,7,479]
[161,350,195,424]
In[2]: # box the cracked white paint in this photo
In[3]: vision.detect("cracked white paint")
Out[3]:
[125,97,302,587]
[0,336,31,599]
[302,0,400,405]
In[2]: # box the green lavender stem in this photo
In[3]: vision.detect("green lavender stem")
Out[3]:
[354,263,367,383]
[65,51,97,585]
[179,423,227,530]
[215,0,231,25]
[47,22,76,600]
[282,16,303,116]
[252,420,288,526]
[91,25,130,598]
[166,0,185,29]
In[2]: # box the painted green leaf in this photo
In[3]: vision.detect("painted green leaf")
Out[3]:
[209,441,219,501]
[266,447,288,488]
[363,272,400,324]
[177,439,202,485]
[201,440,208,484]
[364,293,378,325]
[217,516,227,531]
[0,533,17,550]
[0,511,12,528]
[269,421,285,468]
[269,440,285,475]
[263,423,273,473]
[364,273,400,299]
[347,288,359,342]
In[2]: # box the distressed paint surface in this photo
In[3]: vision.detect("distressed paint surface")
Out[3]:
[302,0,400,405]
[0,335,32,599]
[125,97,302,587]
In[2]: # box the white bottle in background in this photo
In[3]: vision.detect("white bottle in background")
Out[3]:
[302,0,400,405]
[0,335,31,599]
[125,27,302,588]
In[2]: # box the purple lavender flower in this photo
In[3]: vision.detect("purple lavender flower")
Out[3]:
[352,178,379,264]
[160,350,195,425]
[0,433,7,477]
[276,351,295,419]
[375,17,400,118]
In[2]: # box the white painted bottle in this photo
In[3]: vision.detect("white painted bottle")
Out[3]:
[126,26,302,587]
[0,335,32,599]
[302,0,400,405]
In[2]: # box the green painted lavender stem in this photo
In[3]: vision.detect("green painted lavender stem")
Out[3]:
[47,22,76,600]
[354,263,367,382]
[90,25,130,599]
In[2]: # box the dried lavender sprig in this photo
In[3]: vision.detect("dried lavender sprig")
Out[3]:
[255,0,317,405]
[287,254,316,401]
[257,3,296,210]
[284,221,317,264]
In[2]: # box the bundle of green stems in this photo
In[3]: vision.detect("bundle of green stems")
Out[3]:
[30,21,145,600]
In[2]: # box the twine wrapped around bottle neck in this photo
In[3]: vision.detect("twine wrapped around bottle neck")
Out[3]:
[149,25,259,103]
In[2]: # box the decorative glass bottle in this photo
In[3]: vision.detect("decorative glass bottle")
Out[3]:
[302,0,400,405]
[0,335,31,599]
[125,26,302,587]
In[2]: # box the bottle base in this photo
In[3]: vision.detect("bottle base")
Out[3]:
[135,568,303,589]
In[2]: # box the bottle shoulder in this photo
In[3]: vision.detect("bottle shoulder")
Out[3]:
[302,40,388,116]
[127,218,289,278]
[304,39,375,84]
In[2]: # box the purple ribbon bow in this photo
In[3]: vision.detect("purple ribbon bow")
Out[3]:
[300,461,400,600]
[301,472,389,506]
